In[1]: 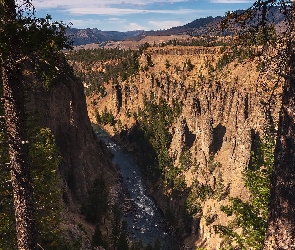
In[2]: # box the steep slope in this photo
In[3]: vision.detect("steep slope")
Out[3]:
[85,45,282,248]
[24,58,118,246]
[28,70,110,203]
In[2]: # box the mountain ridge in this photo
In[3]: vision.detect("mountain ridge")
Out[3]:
[67,15,223,46]
[68,6,285,46]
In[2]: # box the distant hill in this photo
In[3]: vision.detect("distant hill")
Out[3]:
[67,7,285,46]
[67,28,145,45]
[67,15,224,46]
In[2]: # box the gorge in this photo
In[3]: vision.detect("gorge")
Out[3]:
[2,1,295,249]
[0,33,285,250]
[73,41,282,249]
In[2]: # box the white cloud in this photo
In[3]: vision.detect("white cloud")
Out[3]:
[126,22,147,30]
[122,20,187,31]
[30,0,201,16]
[65,7,143,15]
[31,0,189,9]
[62,7,199,16]
[107,18,121,21]
[106,17,127,24]
[148,20,185,30]
[26,0,254,31]
[210,0,253,3]
[67,19,101,28]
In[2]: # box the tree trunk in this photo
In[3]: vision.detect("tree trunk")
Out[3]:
[2,63,37,250]
[264,53,295,248]
[1,0,37,249]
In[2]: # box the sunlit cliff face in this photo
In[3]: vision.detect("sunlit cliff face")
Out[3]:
[85,45,282,248]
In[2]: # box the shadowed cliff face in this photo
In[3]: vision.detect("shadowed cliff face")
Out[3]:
[25,61,116,210]
[87,46,283,248]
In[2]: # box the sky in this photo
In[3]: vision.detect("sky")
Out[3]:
[31,0,255,32]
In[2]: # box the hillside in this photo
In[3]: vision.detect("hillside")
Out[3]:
[67,28,145,46]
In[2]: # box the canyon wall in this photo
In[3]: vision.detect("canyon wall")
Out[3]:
[24,60,118,246]
[29,64,115,203]
[87,46,282,249]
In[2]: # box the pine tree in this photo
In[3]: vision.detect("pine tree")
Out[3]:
[117,221,129,250]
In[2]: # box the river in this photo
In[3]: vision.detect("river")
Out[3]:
[95,128,179,250]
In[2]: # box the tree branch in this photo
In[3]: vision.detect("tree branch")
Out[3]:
[0,96,13,102]
[279,74,295,80]
[0,162,11,170]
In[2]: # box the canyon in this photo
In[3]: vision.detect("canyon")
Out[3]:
[81,43,282,249]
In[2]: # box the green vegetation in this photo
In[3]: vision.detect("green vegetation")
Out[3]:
[130,240,161,250]
[184,59,194,72]
[92,225,109,249]
[165,59,171,69]
[117,220,129,250]
[160,36,231,47]
[1,0,72,247]
[123,95,196,237]
[0,80,79,249]
[66,48,141,95]
[95,107,117,126]
[0,123,79,249]
[128,94,183,186]
[179,146,193,172]
[81,177,108,223]
[216,46,258,71]
[214,133,274,249]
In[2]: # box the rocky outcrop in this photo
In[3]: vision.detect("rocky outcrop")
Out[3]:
[25,60,117,209]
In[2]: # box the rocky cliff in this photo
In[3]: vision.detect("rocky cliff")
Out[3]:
[24,58,118,246]
[86,45,282,249]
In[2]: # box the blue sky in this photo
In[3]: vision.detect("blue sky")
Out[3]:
[31,0,255,31]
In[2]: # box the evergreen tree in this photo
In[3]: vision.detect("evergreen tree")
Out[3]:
[117,221,129,250]
[81,177,108,223]
[111,203,122,248]
[92,225,109,249]
[215,134,274,249]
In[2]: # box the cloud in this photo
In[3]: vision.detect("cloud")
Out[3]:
[67,18,101,28]
[210,0,253,3]
[148,20,185,30]
[32,0,189,9]
[126,22,147,30]
[31,0,200,16]
[65,7,143,15]
[107,17,121,21]
[106,17,127,24]
[29,0,254,31]
[122,19,187,31]
[61,7,200,16]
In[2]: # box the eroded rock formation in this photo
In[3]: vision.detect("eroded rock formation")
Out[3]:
[87,46,282,249]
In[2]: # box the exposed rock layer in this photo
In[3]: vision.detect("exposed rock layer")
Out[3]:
[87,46,282,249]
